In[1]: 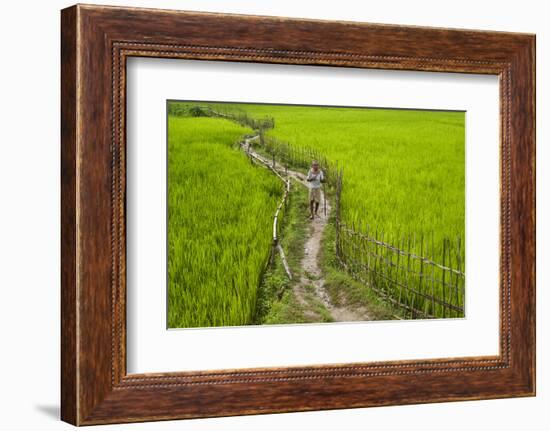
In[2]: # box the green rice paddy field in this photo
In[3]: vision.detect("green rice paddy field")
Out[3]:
[168,102,465,327]
[237,103,464,251]
[167,115,281,328]
[175,102,465,255]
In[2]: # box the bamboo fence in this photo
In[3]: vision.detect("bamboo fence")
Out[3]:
[244,137,292,280]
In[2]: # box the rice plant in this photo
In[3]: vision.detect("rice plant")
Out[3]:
[167,114,281,328]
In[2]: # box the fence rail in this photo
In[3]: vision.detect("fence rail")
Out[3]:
[179,104,465,318]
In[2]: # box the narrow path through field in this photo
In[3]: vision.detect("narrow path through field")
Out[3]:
[242,136,371,323]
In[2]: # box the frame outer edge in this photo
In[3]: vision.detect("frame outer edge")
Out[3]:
[502,34,536,396]
[521,34,536,395]
[60,4,78,426]
[531,34,536,396]
[526,35,536,396]
[61,4,536,425]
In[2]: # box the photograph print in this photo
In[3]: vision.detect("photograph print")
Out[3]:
[167,101,465,329]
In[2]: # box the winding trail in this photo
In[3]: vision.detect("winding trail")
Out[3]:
[242,136,371,323]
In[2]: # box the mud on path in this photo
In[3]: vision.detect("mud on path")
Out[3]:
[242,136,371,323]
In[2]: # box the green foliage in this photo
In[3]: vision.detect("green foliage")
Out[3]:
[254,183,314,324]
[261,290,309,325]
[176,102,465,262]
[168,101,466,325]
[167,115,281,328]
[247,104,466,318]
[248,105,464,257]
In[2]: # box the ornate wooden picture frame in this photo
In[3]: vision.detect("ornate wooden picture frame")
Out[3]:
[61,4,535,425]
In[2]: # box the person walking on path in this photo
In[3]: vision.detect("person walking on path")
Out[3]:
[306,160,325,220]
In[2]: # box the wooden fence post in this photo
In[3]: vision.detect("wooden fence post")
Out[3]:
[456,236,464,311]
[419,234,425,315]
[397,234,404,305]
[442,238,447,318]
[430,231,436,316]
[405,234,412,317]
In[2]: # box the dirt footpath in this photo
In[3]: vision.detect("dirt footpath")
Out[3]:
[242,137,371,323]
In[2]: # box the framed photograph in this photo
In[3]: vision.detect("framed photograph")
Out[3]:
[61,4,535,425]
